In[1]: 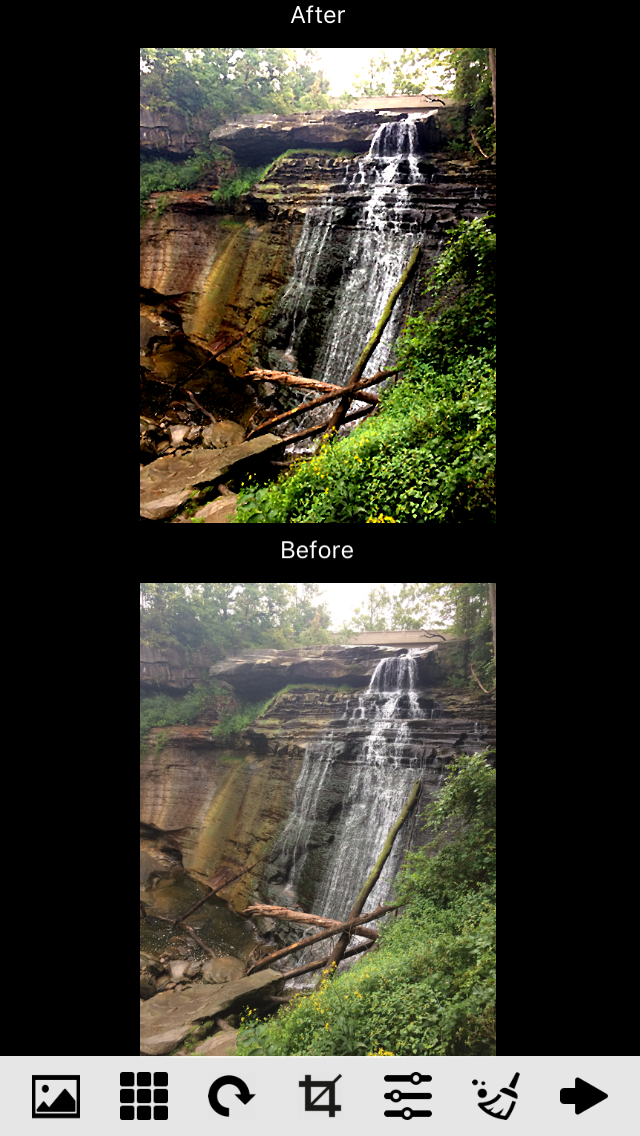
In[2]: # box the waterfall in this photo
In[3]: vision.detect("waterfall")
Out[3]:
[269,117,436,445]
[273,650,443,955]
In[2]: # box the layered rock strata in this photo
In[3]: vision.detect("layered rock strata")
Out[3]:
[140,643,495,916]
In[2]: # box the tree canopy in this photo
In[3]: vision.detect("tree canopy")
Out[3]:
[140,48,333,124]
[140,582,333,658]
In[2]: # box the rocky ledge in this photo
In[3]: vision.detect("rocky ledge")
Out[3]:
[208,108,464,166]
[208,643,445,698]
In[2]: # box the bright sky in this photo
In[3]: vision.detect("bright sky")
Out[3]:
[308,48,447,97]
[312,582,391,630]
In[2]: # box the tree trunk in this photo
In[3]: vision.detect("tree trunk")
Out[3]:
[488,48,496,131]
[316,779,422,985]
[244,902,400,975]
[248,369,399,442]
[488,582,496,665]
[316,245,421,447]
[282,938,375,980]
[280,401,378,446]
[242,904,379,939]
[247,388,378,441]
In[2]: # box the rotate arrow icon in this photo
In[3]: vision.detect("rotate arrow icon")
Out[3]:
[208,1075,255,1117]
[559,1077,608,1115]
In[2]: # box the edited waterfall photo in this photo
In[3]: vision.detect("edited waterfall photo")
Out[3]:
[140,49,496,522]
[140,582,496,1056]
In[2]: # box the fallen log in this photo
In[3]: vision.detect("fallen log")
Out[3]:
[247,388,379,441]
[245,902,401,975]
[470,664,496,695]
[315,244,421,447]
[245,370,344,394]
[317,779,422,985]
[247,368,399,442]
[281,402,379,445]
[282,937,376,980]
[242,904,379,940]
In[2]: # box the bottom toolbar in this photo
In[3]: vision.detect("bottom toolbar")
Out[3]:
[8,1056,632,1135]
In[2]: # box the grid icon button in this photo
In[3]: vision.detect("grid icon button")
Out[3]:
[120,1073,168,1120]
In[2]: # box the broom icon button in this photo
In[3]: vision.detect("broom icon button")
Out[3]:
[475,1072,520,1120]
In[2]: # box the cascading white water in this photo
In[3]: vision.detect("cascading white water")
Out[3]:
[274,650,438,950]
[272,116,436,443]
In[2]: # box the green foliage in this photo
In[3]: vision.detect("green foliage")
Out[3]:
[140,144,231,214]
[210,697,274,743]
[140,48,334,124]
[140,582,332,656]
[397,216,495,374]
[235,752,496,1057]
[210,163,272,206]
[234,350,494,523]
[140,677,232,755]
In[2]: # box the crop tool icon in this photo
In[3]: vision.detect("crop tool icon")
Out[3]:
[299,1073,342,1116]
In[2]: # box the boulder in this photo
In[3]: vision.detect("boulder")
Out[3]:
[140,973,157,1000]
[194,494,238,523]
[169,960,192,982]
[194,1029,238,1056]
[140,434,285,520]
[202,956,245,984]
[140,968,284,1056]
[201,420,246,449]
[140,952,166,977]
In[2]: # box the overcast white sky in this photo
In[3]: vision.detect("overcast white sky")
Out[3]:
[302,48,448,98]
[309,582,406,630]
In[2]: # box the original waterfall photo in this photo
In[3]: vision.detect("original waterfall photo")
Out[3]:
[140,49,496,522]
[140,582,496,1055]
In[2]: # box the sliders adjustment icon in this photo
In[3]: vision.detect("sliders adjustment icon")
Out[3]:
[384,1072,432,1119]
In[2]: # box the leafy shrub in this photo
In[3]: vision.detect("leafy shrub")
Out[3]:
[234,349,495,523]
[396,216,495,374]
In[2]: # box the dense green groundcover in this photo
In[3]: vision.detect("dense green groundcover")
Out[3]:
[236,752,496,1056]
[234,350,495,522]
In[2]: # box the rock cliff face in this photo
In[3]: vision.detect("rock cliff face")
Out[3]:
[140,643,495,920]
[140,112,495,426]
[140,643,215,692]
